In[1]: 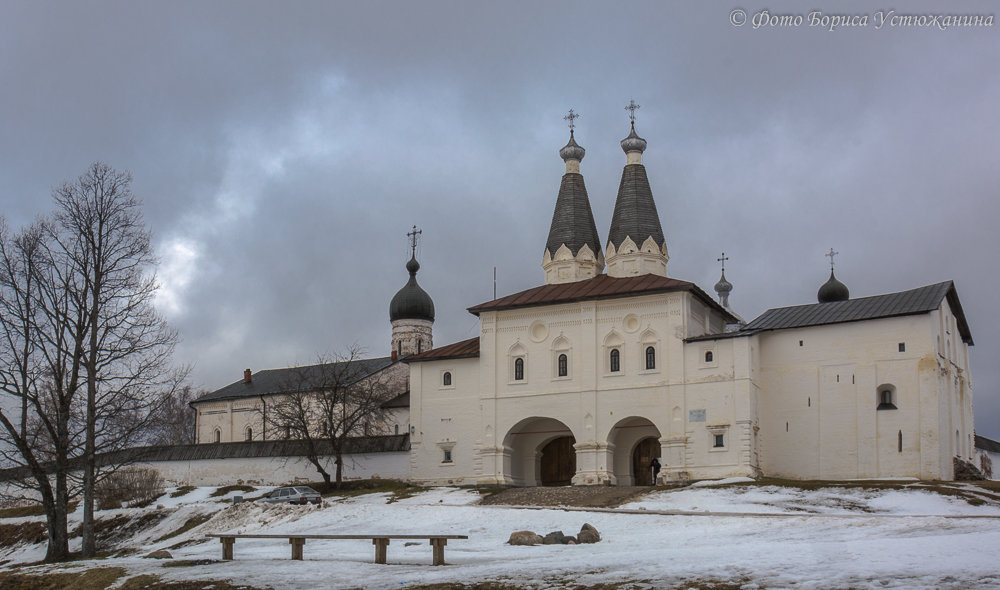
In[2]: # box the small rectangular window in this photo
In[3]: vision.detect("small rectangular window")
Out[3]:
[898,342,906,352]
[714,434,725,448]
[443,449,452,463]
[799,340,803,347]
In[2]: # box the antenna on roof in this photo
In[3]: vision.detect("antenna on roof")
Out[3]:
[493,266,497,300]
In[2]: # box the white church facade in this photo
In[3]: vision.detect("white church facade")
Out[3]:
[191,107,976,486]
[403,110,975,486]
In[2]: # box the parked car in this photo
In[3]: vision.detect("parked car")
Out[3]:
[256,486,322,505]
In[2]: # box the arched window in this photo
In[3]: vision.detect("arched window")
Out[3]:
[417,340,422,353]
[610,349,620,372]
[645,346,656,370]
[514,357,524,380]
[877,385,897,410]
[705,351,713,363]
[443,371,452,386]
[214,429,221,444]
[245,427,253,441]
[557,354,568,377]
[397,341,402,356]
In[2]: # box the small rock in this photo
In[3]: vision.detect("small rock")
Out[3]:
[542,531,566,545]
[144,549,172,559]
[563,536,577,544]
[508,530,543,545]
[578,523,601,544]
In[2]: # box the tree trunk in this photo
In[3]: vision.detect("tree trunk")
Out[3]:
[44,471,70,562]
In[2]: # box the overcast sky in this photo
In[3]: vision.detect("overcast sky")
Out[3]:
[2,1,998,438]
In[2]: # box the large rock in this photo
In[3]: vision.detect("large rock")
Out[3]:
[577,523,601,544]
[542,531,567,545]
[144,549,172,559]
[508,530,543,545]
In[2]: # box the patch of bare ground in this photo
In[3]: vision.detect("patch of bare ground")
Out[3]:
[0,568,268,590]
[0,567,126,590]
[155,513,213,543]
[478,486,655,508]
[67,511,169,552]
[0,521,47,547]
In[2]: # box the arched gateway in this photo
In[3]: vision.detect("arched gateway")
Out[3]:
[503,417,576,486]
[609,416,662,486]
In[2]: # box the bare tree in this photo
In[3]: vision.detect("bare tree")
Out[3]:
[146,385,200,445]
[0,220,80,561]
[0,163,184,561]
[268,346,402,489]
[52,162,184,557]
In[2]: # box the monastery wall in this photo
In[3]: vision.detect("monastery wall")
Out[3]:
[141,451,410,487]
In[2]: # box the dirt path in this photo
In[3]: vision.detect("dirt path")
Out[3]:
[479,485,655,508]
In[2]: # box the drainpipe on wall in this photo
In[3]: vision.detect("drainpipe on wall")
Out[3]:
[259,394,267,441]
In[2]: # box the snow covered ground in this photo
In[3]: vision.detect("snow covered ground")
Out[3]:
[4,482,1000,589]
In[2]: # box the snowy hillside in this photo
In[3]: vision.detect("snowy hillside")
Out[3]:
[3,481,1000,589]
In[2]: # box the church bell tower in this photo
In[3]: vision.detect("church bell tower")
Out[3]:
[542,109,605,284]
[389,226,434,359]
[605,100,669,278]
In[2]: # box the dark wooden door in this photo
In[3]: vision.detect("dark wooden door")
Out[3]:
[540,436,575,486]
[632,437,661,486]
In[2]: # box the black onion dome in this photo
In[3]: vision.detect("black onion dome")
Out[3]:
[559,130,586,162]
[714,270,733,294]
[389,256,435,322]
[817,270,850,303]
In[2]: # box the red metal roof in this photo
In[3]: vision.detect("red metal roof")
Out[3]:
[403,337,480,363]
[468,273,736,321]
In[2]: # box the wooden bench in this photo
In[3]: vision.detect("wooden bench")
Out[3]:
[205,534,469,565]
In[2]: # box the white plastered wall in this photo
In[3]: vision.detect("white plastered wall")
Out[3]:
[409,291,755,486]
[757,304,972,480]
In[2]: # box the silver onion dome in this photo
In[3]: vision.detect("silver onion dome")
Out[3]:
[714,270,733,295]
[620,123,647,154]
[559,130,586,162]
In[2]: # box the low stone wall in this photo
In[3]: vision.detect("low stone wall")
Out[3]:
[140,451,410,486]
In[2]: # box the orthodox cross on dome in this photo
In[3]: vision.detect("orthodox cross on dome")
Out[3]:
[717,252,729,273]
[625,99,640,125]
[563,108,580,131]
[826,248,839,270]
[407,225,422,258]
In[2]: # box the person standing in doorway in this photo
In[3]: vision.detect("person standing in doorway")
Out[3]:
[649,457,661,485]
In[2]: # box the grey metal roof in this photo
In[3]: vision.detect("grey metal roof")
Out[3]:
[606,164,666,251]
[691,281,972,344]
[544,172,603,259]
[976,435,1000,454]
[192,356,399,404]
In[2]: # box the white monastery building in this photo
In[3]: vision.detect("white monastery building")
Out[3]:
[192,106,977,486]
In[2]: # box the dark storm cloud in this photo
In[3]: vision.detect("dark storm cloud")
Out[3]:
[2,1,998,436]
